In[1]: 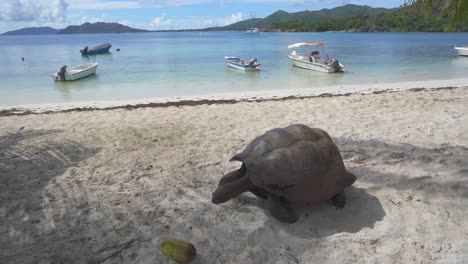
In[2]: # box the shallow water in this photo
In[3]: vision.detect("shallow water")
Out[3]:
[0,32,467,106]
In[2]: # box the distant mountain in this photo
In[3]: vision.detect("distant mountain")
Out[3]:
[2,22,149,35]
[2,27,59,36]
[264,1,468,32]
[205,4,395,31]
[58,22,148,34]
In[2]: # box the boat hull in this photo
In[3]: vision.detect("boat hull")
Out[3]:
[51,63,98,81]
[289,55,344,73]
[455,47,468,56]
[81,43,112,55]
[225,56,260,71]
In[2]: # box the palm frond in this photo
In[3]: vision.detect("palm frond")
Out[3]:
[406,0,468,30]
[447,0,468,29]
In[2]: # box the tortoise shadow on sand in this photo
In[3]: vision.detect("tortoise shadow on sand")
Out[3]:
[241,186,384,241]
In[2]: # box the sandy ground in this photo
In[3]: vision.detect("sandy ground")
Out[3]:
[1,88,467,264]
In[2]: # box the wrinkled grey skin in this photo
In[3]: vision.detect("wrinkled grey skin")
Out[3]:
[212,124,356,223]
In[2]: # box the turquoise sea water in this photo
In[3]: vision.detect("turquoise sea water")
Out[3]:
[0,32,467,106]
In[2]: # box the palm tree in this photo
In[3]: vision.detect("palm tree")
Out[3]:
[407,0,468,30]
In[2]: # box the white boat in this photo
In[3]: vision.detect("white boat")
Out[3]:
[245,27,260,34]
[51,63,99,81]
[288,42,345,73]
[245,12,260,34]
[454,46,468,56]
[225,56,261,71]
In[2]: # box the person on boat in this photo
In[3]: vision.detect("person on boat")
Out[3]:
[58,65,67,81]
[81,46,88,55]
[310,51,320,62]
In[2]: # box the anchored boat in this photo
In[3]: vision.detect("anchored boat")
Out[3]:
[80,43,112,55]
[225,56,261,71]
[288,42,344,73]
[454,46,468,56]
[51,63,99,81]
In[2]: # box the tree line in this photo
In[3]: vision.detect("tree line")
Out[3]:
[267,2,468,32]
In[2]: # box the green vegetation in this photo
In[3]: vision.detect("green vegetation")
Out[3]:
[408,0,468,30]
[204,2,467,32]
[205,4,395,31]
[266,2,467,32]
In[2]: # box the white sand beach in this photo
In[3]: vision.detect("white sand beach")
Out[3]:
[1,86,467,263]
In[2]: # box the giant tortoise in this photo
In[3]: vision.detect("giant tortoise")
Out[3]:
[211,124,356,223]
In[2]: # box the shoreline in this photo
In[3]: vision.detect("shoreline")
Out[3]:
[1,78,467,115]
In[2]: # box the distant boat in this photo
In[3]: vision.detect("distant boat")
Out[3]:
[454,46,468,56]
[80,43,111,55]
[245,27,260,34]
[288,42,345,73]
[245,12,260,34]
[51,63,99,81]
[225,56,261,71]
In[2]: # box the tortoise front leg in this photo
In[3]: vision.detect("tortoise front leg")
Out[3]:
[250,188,268,200]
[330,190,346,209]
[266,194,298,223]
[218,169,244,187]
[217,164,267,200]
[218,163,246,186]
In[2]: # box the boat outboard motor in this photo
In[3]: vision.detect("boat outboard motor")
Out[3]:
[58,65,67,81]
[81,46,89,55]
[249,58,258,67]
[330,59,342,72]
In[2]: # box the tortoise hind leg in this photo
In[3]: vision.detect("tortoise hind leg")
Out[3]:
[212,174,254,204]
[331,190,346,209]
[266,194,298,223]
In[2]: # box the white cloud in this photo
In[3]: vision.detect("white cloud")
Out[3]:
[151,12,172,28]
[223,12,244,25]
[78,13,112,24]
[66,0,213,10]
[67,0,142,10]
[0,0,68,21]
[66,0,308,10]
[140,0,211,7]
[145,12,244,30]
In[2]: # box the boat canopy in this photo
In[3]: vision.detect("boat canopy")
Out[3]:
[288,42,325,49]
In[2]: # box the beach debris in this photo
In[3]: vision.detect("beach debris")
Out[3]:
[160,239,196,263]
[212,124,356,223]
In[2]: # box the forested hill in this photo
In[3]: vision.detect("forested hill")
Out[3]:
[204,4,395,31]
[3,22,149,35]
[205,3,468,32]
[2,27,59,35]
[58,22,149,34]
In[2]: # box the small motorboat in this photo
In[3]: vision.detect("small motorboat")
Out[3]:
[80,43,112,55]
[454,46,468,56]
[288,42,345,73]
[51,63,99,81]
[225,56,261,71]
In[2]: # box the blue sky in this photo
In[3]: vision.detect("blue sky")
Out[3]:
[0,0,405,33]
